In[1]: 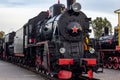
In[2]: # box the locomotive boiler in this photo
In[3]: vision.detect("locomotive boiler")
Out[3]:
[1,0,101,79]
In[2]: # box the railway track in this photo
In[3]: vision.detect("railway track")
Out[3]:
[4,60,99,80]
[79,76,100,80]
[13,63,59,80]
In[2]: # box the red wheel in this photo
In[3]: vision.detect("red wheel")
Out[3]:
[119,58,120,69]
[103,63,107,68]
[107,57,113,69]
[113,57,119,70]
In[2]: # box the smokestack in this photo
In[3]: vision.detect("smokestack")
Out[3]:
[58,0,60,4]
[104,27,109,35]
[67,0,76,10]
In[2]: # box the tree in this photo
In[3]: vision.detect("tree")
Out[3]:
[0,31,5,38]
[92,17,112,39]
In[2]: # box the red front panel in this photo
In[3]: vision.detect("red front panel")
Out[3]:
[83,58,96,65]
[58,70,72,79]
[116,46,120,50]
[87,69,93,79]
[59,59,74,65]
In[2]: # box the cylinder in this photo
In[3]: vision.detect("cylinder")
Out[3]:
[67,0,76,10]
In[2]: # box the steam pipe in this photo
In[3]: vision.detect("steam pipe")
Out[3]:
[67,0,76,10]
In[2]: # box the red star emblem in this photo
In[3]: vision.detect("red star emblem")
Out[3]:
[72,26,79,33]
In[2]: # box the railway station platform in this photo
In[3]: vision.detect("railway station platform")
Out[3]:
[0,60,44,80]
[1,60,120,80]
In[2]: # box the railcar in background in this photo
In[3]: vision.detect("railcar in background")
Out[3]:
[3,32,15,60]
[99,9,120,70]
[0,38,3,59]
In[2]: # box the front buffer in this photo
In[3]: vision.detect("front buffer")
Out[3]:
[82,58,97,79]
[57,58,97,79]
[58,59,74,79]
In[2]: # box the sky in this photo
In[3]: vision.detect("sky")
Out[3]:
[0,0,120,34]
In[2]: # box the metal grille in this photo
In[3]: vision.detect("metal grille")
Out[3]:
[63,42,84,58]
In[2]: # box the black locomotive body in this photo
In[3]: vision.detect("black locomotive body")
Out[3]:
[3,32,16,58]
[99,27,118,49]
[0,38,3,59]
[99,26,120,69]
[1,0,101,79]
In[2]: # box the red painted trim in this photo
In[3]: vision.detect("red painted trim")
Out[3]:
[87,69,93,79]
[36,41,51,73]
[59,59,74,65]
[46,42,51,73]
[58,70,72,79]
[35,55,42,65]
[14,53,24,57]
[109,39,112,44]
[83,58,96,65]
[116,46,120,50]
[29,38,36,43]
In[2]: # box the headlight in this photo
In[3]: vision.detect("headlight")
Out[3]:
[72,3,81,12]
[59,48,66,54]
[89,47,95,54]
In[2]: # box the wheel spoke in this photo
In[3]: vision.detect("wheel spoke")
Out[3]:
[108,57,113,69]
[113,57,119,70]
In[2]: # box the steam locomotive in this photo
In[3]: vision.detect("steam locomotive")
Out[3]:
[99,26,120,69]
[0,0,100,79]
